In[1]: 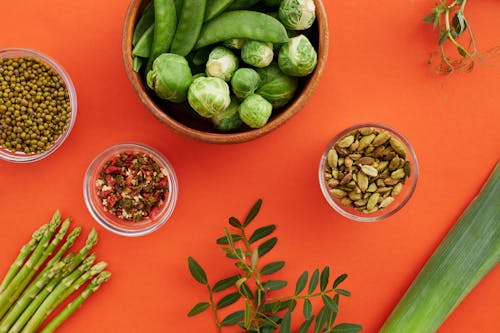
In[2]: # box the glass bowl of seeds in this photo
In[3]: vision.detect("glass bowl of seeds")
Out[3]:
[83,143,178,236]
[0,48,77,163]
[319,123,418,222]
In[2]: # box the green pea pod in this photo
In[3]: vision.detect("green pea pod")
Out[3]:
[145,0,177,73]
[133,57,144,72]
[132,24,154,57]
[132,2,154,46]
[170,0,207,56]
[174,0,184,18]
[204,0,234,21]
[227,0,261,11]
[195,10,288,49]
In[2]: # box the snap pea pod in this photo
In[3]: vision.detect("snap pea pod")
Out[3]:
[145,0,177,73]
[132,2,154,46]
[204,0,234,21]
[170,0,207,56]
[132,24,154,57]
[227,0,261,11]
[133,57,144,72]
[174,0,184,18]
[194,10,288,49]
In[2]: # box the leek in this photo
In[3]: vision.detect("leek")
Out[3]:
[380,161,500,333]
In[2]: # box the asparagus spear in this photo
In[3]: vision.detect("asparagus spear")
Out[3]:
[0,262,65,332]
[0,212,61,319]
[0,225,47,295]
[39,271,111,333]
[71,229,98,271]
[19,254,97,333]
[8,254,76,333]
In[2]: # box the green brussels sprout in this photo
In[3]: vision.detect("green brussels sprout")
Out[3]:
[212,97,243,131]
[146,53,193,103]
[278,34,317,77]
[256,63,298,108]
[279,0,316,30]
[205,46,239,81]
[223,38,246,50]
[241,40,274,68]
[187,77,231,118]
[239,94,273,128]
[231,68,262,100]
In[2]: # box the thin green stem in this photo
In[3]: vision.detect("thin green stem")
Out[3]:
[207,285,221,333]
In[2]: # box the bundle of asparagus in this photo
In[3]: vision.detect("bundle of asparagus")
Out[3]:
[0,211,111,332]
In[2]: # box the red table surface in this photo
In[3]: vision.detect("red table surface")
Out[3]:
[1,1,499,332]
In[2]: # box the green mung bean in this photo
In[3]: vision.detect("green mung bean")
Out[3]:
[0,56,71,155]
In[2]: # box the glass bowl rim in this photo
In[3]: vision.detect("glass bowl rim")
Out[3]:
[0,47,77,163]
[83,142,178,236]
[318,122,419,222]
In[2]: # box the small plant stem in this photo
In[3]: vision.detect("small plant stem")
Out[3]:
[206,285,222,333]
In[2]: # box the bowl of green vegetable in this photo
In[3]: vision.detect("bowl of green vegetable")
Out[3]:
[0,48,77,162]
[122,0,328,144]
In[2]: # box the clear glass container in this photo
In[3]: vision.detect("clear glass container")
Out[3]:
[83,143,178,236]
[319,123,418,222]
[0,47,77,163]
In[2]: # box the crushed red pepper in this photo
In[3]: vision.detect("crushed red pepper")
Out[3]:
[96,151,169,221]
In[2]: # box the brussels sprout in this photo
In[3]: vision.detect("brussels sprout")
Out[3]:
[205,46,239,81]
[241,40,274,68]
[231,68,262,100]
[239,94,273,128]
[146,53,193,103]
[256,63,298,108]
[192,73,205,80]
[279,0,316,30]
[278,34,317,77]
[187,77,231,118]
[212,97,243,131]
[223,38,246,50]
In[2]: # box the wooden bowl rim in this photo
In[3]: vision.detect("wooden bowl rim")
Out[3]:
[122,0,329,144]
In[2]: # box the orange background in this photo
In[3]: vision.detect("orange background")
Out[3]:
[1,0,499,332]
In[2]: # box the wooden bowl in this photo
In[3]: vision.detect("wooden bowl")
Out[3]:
[122,0,329,144]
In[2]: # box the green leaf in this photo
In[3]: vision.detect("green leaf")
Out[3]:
[229,216,242,228]
[188,257,208,285]
[298,316,315,333]
[272,301,282,313]
[212,275,240,292]
[216,234,242,245]
[217,292,241,309]
[308,269,320,294]
[263,280,288,291]
[244,199,263,226]
[295,271,308,295]
[335,289,352,297]
[303,299,313,319]
[258,237,277,257]
[331,323,363,333]
[240,282,254,299]
[221,310,245,326]
[314,307,328,333]
[322,295,339,313]
[438,30,449,46]
[422,13,436,23]
[261,261,285,275]
[187,302,210,317]
[288,299,297,311]
[244,300,252,329]
[332,273,348,289]
[326,295,340,328]
[279,311,291,333]
[249,225,276,243]
[320,266,330,291]
[457,45,468,57]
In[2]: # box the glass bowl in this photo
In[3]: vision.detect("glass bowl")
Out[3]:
[0,47,77,163]
[318,123,418,222]
[83,143,178,236]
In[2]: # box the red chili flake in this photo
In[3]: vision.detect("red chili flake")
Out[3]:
[95,151,169,221]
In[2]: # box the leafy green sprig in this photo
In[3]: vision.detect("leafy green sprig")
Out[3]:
[423,0,488,73]
[187,199,362,333]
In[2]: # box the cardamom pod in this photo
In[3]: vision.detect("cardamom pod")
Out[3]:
[389,137,407,158]
[379,196,395,209]
[361,165,378,177]
[357,134,375,151]
[357,172,369,192]
[327,149,338,168]
[391,168,406,180]
[366,193,380,211]
[337,135,355,148]
[329,188,347,199]
[372,131,391,146]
